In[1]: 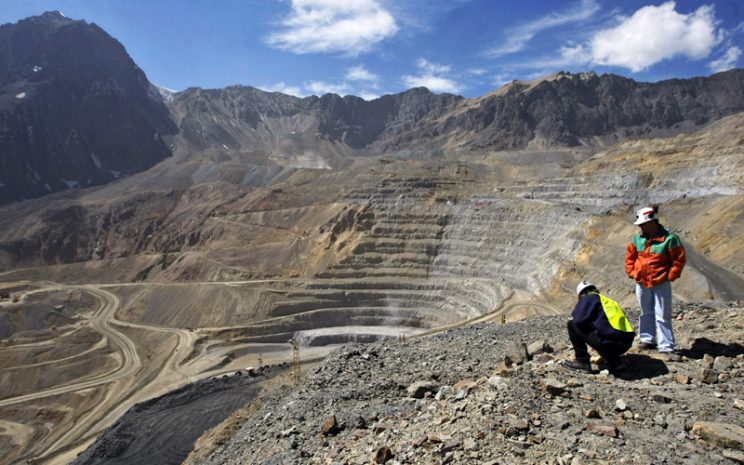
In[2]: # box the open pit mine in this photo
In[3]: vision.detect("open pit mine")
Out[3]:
[1,11,744,465]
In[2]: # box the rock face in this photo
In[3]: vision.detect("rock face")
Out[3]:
[0,11,176,205]
[168,70,744,163]
[167,86,461,166]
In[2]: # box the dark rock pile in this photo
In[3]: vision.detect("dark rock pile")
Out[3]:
[192,301,744,465]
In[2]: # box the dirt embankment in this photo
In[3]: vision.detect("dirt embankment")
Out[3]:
[69,369,281,465]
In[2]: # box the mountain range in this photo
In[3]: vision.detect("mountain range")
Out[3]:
[2,11,744,205]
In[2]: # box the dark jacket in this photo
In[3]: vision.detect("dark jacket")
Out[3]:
[571,294,635,349]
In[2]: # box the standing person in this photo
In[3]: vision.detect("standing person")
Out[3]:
[563,281,635,374]
[625,206,686,357]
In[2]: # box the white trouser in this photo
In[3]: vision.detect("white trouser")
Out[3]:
[636,281,674,352]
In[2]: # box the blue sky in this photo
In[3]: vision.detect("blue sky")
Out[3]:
[1,1,743,99]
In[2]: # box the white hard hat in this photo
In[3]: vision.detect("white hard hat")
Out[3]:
[576,280,596,296]
[634,206,657,225]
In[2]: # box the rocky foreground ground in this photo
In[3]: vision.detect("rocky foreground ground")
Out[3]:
[187,301,744,465]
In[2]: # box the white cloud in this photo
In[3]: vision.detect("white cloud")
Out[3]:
[467,68,488,76]
[265,0,398,56]
[416,58,451,75]
[261,82,305,97]
[709,46,742,72]
[305,80,349,95]
[590,2,721,72]
[346,65,379,82]
[403,58,462,93]
[487,0,600,57]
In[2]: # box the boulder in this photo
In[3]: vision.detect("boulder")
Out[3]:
[692,421,744,450]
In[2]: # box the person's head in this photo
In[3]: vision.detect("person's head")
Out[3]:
[576,280,598,298]
[634,206,660,235]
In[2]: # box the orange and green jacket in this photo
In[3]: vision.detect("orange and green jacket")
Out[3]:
[625,225,686,288]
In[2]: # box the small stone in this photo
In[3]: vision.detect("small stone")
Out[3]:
[714,356,733,371]
[373,423,393,434]
[442,438,463,453]
[488,376,508,390]
[505,342,529,366]
[655,414,667,427]
[615,399,627,411]
[508,417,530,430]
[321,415,342,436]
[464,437,478,450]
[622,410,633,420]
[584,409,601,419]
[494,362,511,377]
[541,378,566,395]
[675,373,690,385]
[692,421,744,450]
[652,394,673,404]
[586,422,619,437]
[703,353,715,368]
[723,449,744,464]
[374,446,394,464]
[698,368,719,384]
[354,416,367,429]
[407,381,439,398]
[527,340,553,357]
[435,386,454,400]
[734,399,744,410]
[412,433,428,448]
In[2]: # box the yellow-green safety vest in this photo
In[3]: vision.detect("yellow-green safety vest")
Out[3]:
[590,292,634,333]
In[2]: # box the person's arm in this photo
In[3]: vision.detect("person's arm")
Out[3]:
[571,296,599,332]
[625,242,638,280]
[668,235,686,281]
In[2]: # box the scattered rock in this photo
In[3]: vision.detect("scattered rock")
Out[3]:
[615,399,627,411]
[723,449,744,464]
[406,381,438,398]
[652,394,673,404]
[540,378,566,396]
[675,373,690,385]
[488,375,508,390]
[734,399,744,411]
[586,422,619,438]
[714,356,733,372]
[435,386,455,400]
[441,438,463,453]
[321,415,341,436]
[527,340,553,357]
[374,446,393,464]
[697,368,720,384]
[692,422,744,450]
[505,342,529,366]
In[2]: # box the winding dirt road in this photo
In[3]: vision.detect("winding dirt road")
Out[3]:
[0,286,140,409]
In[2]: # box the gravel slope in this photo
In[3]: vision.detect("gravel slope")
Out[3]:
[189,301,744,465]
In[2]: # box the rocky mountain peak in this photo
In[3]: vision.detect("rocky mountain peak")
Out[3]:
[0,11,176,205]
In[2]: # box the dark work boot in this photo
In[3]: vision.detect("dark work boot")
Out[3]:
[562,359,592,373]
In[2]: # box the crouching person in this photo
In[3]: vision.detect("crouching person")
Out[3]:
[563,280,635,374]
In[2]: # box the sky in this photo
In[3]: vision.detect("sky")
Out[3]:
[1,0,743,99]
